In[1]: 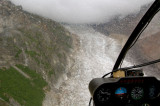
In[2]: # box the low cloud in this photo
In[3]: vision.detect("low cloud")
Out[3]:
[10,0,154,24]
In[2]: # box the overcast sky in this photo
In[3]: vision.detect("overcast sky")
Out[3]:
[10,0,154,24]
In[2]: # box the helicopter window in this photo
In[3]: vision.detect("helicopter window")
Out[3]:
[122,10,160,78]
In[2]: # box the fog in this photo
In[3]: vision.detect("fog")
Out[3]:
[10,0,154,24]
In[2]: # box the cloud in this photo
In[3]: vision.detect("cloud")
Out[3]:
[10,0,154,24]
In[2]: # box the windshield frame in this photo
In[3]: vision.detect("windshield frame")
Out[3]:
[112,0,160,71]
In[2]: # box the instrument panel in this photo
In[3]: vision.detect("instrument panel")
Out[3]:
[89,77,160,106]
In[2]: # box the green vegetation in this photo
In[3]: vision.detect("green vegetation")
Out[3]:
[48,69,55,78]
[16,64,47,88]
[25,50,41,64]
[0,65,47,106]
[15,49,22,58]
[25,50,40,57]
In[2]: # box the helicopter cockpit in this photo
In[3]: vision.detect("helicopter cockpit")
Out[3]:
[89,0,160,106]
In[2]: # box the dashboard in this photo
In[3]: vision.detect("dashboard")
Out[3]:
[89,77,160,106]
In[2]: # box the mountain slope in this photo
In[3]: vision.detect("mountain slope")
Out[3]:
[0,0,74,105]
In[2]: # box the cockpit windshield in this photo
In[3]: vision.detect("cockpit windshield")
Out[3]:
[121,2,160,78]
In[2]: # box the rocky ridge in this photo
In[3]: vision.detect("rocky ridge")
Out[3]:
[93,4,152,36]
